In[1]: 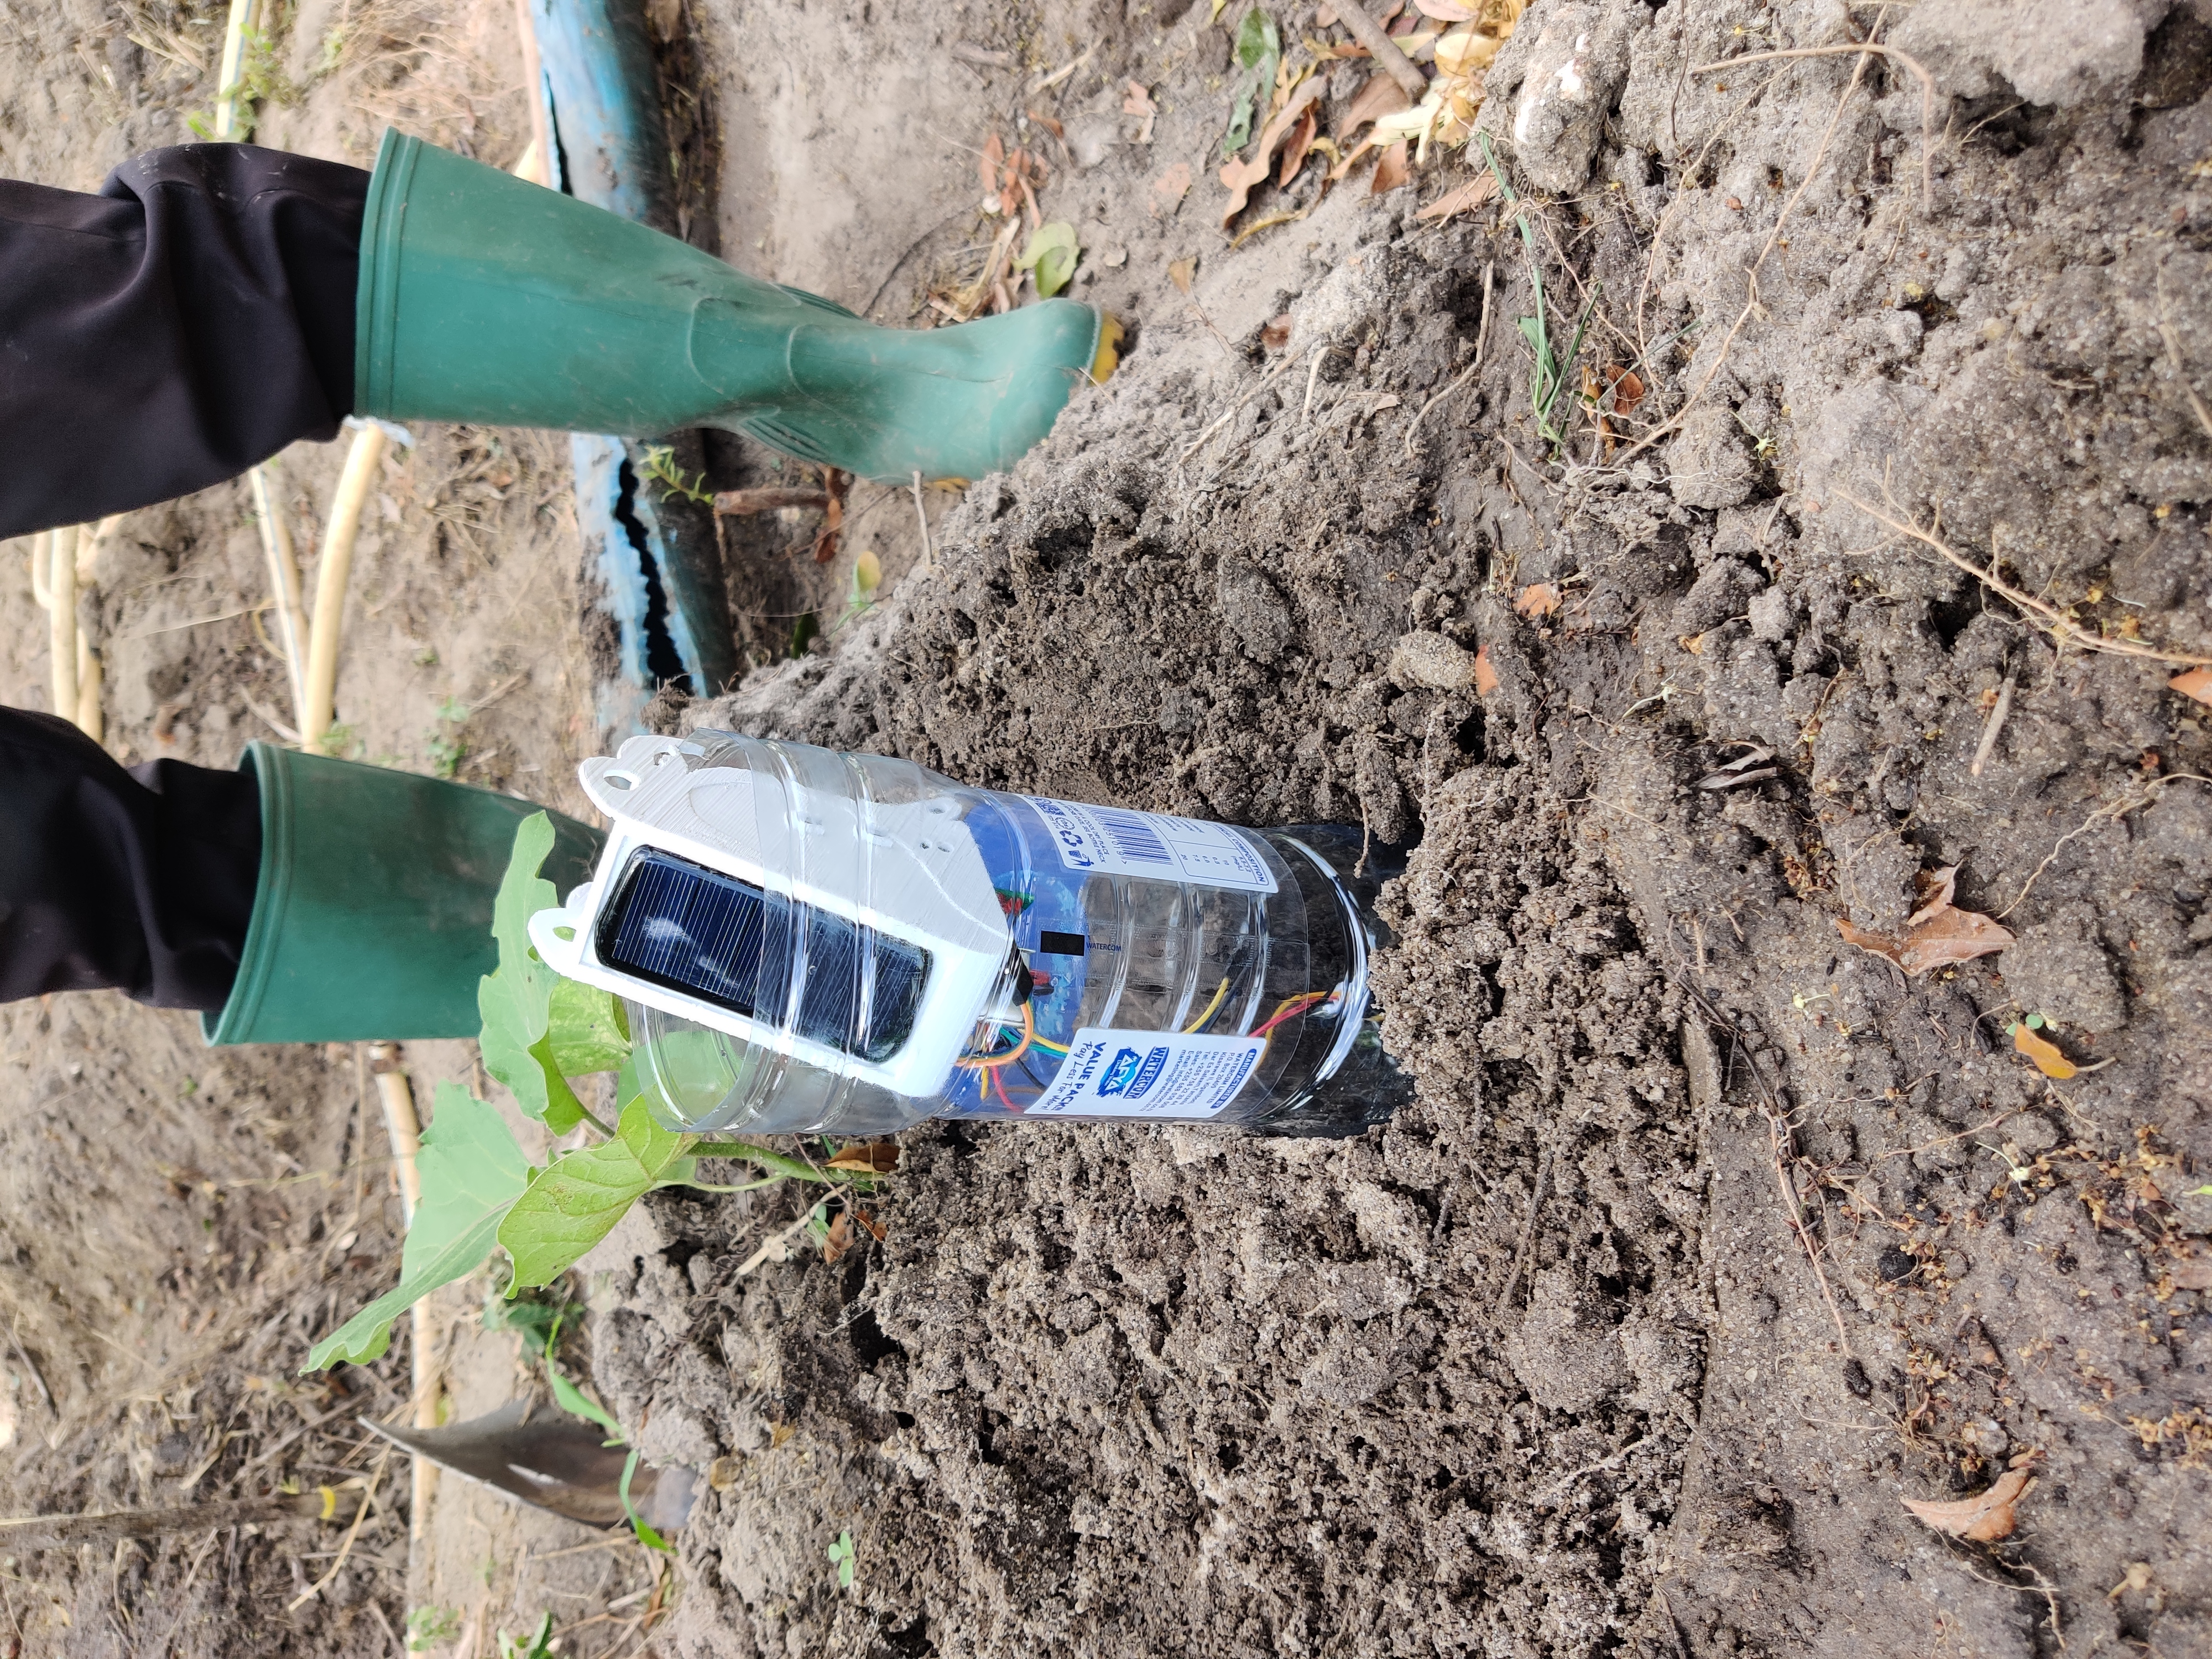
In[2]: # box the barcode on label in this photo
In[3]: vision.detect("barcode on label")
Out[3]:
[1092,807,1171,864]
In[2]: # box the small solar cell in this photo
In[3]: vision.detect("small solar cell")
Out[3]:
[598,848,929,1062]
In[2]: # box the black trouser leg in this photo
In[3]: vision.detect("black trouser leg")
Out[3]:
[0,144,369,540]
[0,709,260,1012]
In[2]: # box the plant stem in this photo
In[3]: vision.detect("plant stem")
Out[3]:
[688,1140,862,1185]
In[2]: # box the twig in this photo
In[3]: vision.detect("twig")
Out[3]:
[2155,265,2212,442]
[367,1044,440,1543]
[286,1448,388,1611]
[248,463,311,734]
[1493,1144,1554,1323]
[0,1491,353,1553]
[734,1208,823,1277]
[1474,258,1495,368]
[1402,359,1481,461]
[1525,1437,1648,1505]
[1839,491,2212,668]
[304,422,389,752]
[1179,343,1316,473]
[1029,43,1096,94]
[1616,48,1877,466]
[1677,976,1854,1353]
[368,1598,408,1659]
[1969,674,2013,776]
[49,526,77,735]
[1691,43,1936,213]
[911,471,934,572]
[7,1320,54,1418]
[712,487,832,516]
[1997,774,2211,921]
[1331,0,1427,100]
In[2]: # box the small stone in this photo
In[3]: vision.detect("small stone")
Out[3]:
[1389,630,1479,690]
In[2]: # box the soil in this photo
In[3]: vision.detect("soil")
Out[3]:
[4,0,2211,1655]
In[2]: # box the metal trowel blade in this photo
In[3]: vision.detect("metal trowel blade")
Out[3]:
[363,1399,695,1532]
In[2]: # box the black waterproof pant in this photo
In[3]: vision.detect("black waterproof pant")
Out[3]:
[0,144,369,540]
[0,711,260,1012]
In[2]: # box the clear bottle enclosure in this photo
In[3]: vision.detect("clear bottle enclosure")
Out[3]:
[531,733,1408,1140]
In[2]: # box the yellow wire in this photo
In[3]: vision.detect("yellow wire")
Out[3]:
[1183,976,1230,1034]
[958,1000,1035,1071]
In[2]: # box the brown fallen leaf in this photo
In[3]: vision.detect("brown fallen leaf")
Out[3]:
[1680,632,1706,655]
[821,1208,854,1264]
[1167,255,1196,295]
[1343,71,1412,138]
[1261,313,1293,350]
[1901,1467,2034,1542]
[2172,667,2212,707]
[1415,171,1499,223]
[1123,79,1159,143]
[855,1208,889,1244]
[1277,101,1319,186]
[1514,583,1562,619]
[1026,108,1066,143]
[2014,1025,2078,1080]
[1220,80,1325,227]
[1151,161,1193,219]
[1472,642,1499,697]
[826,1140,902,1175]
[1907,864,1959,928]
[978,131,1004,195]
[1371,138,1411,195]
[1837,904,2016,977]
[1606,364,1646,416]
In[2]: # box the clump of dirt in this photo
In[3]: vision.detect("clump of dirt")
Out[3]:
[590,0,2212,1653]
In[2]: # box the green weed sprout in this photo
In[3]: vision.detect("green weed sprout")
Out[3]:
[1475,133,1600,456]
[639,444,715,507]
[828,1530,856,1590]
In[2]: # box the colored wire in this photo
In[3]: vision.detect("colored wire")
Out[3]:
[1030,1031,1072,1055]
[989,1065,1019,1113]
[958,1000,1035,1071]
[1182,976,1230,1034]
[1249,990,1331,1040]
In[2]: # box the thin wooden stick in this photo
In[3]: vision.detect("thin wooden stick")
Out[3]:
[49,526,77,731]
[712,487,832,516]
[368,1045,439,1546]
[1691,43,1936,213]
[286,1448,389,1611]
[514,0,553,187]
[1839,490,2212,668]
[249,463,312,733]
[1332,1,1427,101]
[303,422,388,751]
[0,1491,357,1554]
[211,0,259,140]
[75,635,102,745]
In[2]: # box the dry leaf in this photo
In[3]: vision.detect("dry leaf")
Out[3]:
[2110,1562,2156,1600]
[1472,642,1499,697]
[1607,364,1646,416]
[855,1208,889,1243]
[1343,72,1412,137]
[1907,864,1959,928]
[1837,904,2016,977]
[1901,1468,2034,1542]
[1680,632,1706,655]
[1415,171,1499,222]
[2172,667,2212,707]
[1167,255,1196,295]
[826,1140,902,1175]
[1219,80,1324,227]
[1261,313,1293,350]
[1026,108,1066,142]
[1414,0,1478,18]
[1371,138,1411,195]
[1514,583,1562,618]
[1278,101,1319,186]
[978,132,1004,195]
[1123,80,1159,143]
[1151,161,1193,218]
[2014,1025,2078,1079]
[822,1209,854,1264]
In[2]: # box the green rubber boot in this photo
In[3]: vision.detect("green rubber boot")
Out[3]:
[204,745,603,1046]
[354,129,1107,482]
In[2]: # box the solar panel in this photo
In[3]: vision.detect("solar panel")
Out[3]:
[596,848,930,1063]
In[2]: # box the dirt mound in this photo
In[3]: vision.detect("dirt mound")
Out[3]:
[602,0,2212,1653]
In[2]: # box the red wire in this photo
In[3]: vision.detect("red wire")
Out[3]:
[1249,990,1331,1039]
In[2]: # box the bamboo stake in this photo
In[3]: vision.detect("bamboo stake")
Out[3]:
[48,526,77,728]
[367,1044,440,1544]
[514,0,553,187]
[249,464,311,733]
[211,0,259,140]
[302,422,387,752]
[75,636,102,745]
[29,529,51,611]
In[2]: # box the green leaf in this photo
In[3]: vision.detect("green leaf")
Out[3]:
[621,1449,672,1553]
[307,1086,532,1369]
[828,1530,855,1590]
[478,815,586,1126]
[497,1097,692,1292]
[546,979,632,1077]
[547,1363,625,1443]
[1014,222,1081,298]
[495,1612,556,1659]
[1223,8,1280,155]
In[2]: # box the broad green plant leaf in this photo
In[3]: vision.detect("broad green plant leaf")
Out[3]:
[307,1086,531,1369]
[1223,8,1281,155]
[548,1364,624,1442]
[498,1097,693,1292]
[546,978,631,1077]
[621,1449,672,1553]
[1015,222,1081,298]
[479,813,588,1133]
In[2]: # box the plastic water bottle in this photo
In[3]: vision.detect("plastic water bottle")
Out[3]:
[530,733,1408,1139]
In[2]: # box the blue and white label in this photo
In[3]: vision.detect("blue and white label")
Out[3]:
[1027,1027,1267,1120]
[1023,796,1277,894]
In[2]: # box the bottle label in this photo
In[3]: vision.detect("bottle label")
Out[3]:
[1026,1027,1266,1120]
[1022,796,1277,894]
